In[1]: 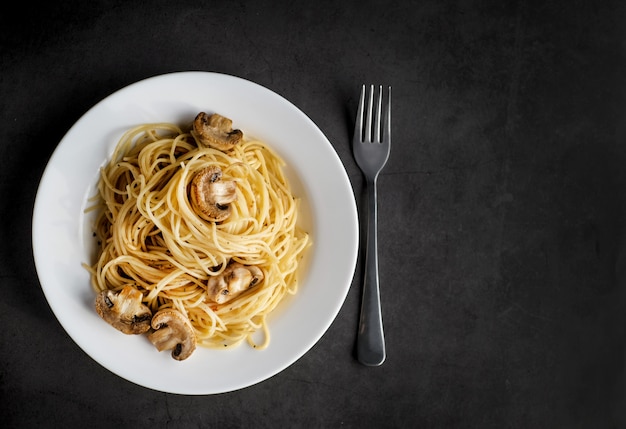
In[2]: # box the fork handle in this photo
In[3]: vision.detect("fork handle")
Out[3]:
[357,177,386,366]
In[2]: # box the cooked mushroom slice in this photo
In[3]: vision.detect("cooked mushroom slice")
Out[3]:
[190,165,237,222]
[94,285,152,335]
[192,112,243,151]
[207,262,264,304]
[147,309,197,361]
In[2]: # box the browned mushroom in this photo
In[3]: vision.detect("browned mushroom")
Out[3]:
[189,165,237,222]
[147,309,197,361]
[207,262,264,304]
[94,285,152,335]
[192,112,243,151]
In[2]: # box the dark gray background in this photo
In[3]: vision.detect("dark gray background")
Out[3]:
[2,0,625,427]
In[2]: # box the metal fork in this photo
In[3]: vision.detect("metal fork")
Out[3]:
[353,84,391,366]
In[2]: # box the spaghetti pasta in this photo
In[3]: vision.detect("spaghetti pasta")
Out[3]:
[85,115,310,354]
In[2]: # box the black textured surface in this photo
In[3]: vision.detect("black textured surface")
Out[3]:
[2,0,626,427]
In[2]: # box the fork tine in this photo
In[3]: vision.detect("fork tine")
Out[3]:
[366,85,374,142]
[354,84,365,142]
[374,85,382,143]
[384,86,391,144]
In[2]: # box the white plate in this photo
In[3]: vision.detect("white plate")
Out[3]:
[32,71,358,394]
